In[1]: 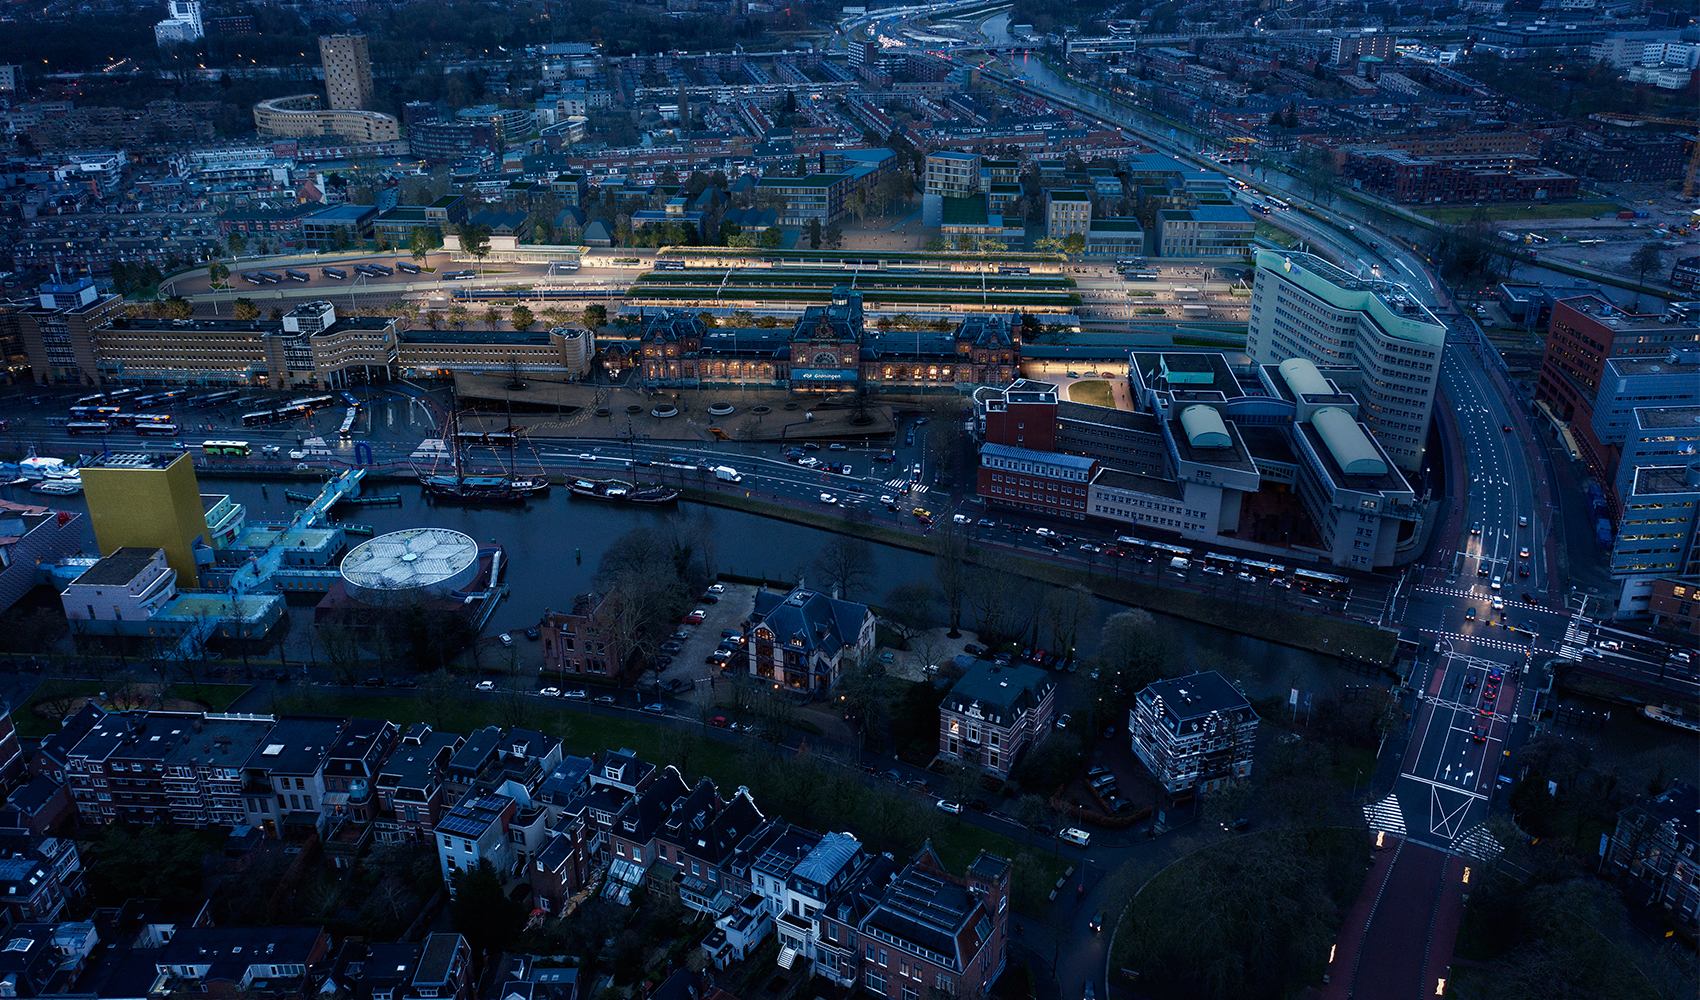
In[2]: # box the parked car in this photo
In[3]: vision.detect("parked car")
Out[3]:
[475,680,496,692]
[1056,713,1072,729]
[661,641,683,653]
[595,694,617,704]
[498,632,514,647]
[936,800,964,814]
[643,703,667,714]
[538,687,562,697]
[564,689,587,699]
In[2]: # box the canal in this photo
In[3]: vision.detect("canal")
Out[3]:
[12,476,1369,702]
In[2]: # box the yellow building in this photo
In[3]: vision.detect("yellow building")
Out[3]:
[80,452,210,589]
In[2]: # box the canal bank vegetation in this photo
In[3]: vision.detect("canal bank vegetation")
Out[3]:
[685,487,1398,667]
[1107,827,1371,1000]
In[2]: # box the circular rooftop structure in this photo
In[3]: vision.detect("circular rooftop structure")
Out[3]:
[340,527,480,604]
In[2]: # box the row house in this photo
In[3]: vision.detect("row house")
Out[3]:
[163,715,274,828]
[242,716,348,839]
[374,725,466,843]
[604,768,690,900]
[0,853,66,922]
[442,727,563,807]
[857,848,1010,1000]
[323,719,401,865]
[649,782,764,916]
[759,831,867,972]
[155,925,331,999]
[0,832,83,914]
[63,712,195,826]
[435,793,519,886]
[411,933,473,1000]
[1608,781,1699,929]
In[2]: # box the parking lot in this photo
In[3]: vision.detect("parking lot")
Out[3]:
[654,581,769,698]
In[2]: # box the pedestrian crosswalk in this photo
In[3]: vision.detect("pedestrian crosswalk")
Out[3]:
[882,479,928,494]
[1364,793,1406,837]
[1454,823,1504,864]
[1557,606,1594,661]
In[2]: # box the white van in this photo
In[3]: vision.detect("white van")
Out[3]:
[1059,827,1091,848]
[714,466,742,483]
[1170,557,1191,571]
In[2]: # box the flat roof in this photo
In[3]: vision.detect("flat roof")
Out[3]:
[71,547,160,587]
[1634,406,1700,429]
[1167,414,1259,474]
[1631,465,1700,497]
[1092,467,1183,500]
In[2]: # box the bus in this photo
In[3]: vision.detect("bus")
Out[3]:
[1251,203,1271,215]
[288,395,337,411]
[285,270,311,283]
[136,423,178,436]
[1266,197,1289,211]
[241,272,265,284]
[654,259,686,271]
[396,261,422,275]
[361,264,393,277]
[455,430,519,446]
[66,421,111,435]
[134,413,175,424]
[1149,541,1193,561]
[440,270,476,281]
[195,390,240,407]
[337,408,357,438]
[339,392,360,408]
[997,266,1030,275]
[1114,536,1155,563]
[240,409,280,426]
[1201,552,1239,576]
[1240,558,1286,578]
[1292,568,1350,600]
[321,268,347,280]
[107,388,141,401]
[69,405,120,419]
[253,271,283,283]
[1124,271,1162,281]
[201,440,251,457]
[74,393,107,405]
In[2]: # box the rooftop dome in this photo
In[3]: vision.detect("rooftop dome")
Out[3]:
[340,527,480,603]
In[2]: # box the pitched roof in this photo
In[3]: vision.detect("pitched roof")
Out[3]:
[749,584,869,660]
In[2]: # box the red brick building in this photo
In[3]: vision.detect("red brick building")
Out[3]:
[857,847,1010,1000]
[540,591,626,678]
[976,442,1097,521]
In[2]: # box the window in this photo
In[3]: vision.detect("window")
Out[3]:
[865,971,886,993]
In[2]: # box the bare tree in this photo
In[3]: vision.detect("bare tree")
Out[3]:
[1043,584,1097,666]
[881,581,937,646]
[419,668,457,729]
[812,535,876,601]
[933,524,971,638]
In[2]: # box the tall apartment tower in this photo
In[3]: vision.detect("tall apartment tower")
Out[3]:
[1246,249,1447,473]
[319,34,374,111]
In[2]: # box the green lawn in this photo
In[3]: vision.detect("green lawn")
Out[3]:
[13,680,256,739]
[179,683,254,712]
[1255,221,1300,248]
[1067,379,1118,409]
[1423,201,1621,225]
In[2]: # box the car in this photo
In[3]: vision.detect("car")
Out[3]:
[1464,674,1478,691]
[829,442,848,451]
[656,655,673,667]
[1597,640,1621,651]
[964,643,985,656]
[1471,726,1488,742]
[710,715,730,728]
[671,630,691,640]
[260,444,281,455]
[1034,527,1056,538]
[879,494,896,505]
[1059,827,1091,847]
[1519,547,1531,559]
[564,689,587,699]
[1471,522,1482,535]
[661,678,685,693]
[524,626,540,641]
[475,680,496,692]
[879,651,895,663]
[498,632,514,647]
[1237,571,1257,582]
[875,452,896,463]
[966,799,991,813]
[361,676,385,687]
[1066,371,1081,378]
[1087,765,1111,778]
[1502,424,1512,432]
[1491,575,1502,590]
[668,454,691,463]
[977,518,996,528]
[1222,817,1251,832]
[1491,596,1505,611]
[700,593,719,604]
[578,452,595,461]
[953,513,971,524]
[1518,564,1529,577]
[722,629,742,640]
[687,609,707,623]
[936,800,964,814]
[643,703,667,714]
[1518,515,1528,527]
[798,457,822,468]
[708,583,725,594]
[1466,607,1477,619]
[1088,910,1107,932]
[1090,774,1116,791]
[539,686,562,697]
[838,465,853,477]
[883,769,902,782]
[393,679,418,689]
[819,492,838,504]
[595,694,618,704]
[802,442,821,450]
[661,641,683,653]
[912,507,931,519]
[1056,713,1072,729]
[1478,564,1490,577]
[289,449,308,460]
[905,777,929,790]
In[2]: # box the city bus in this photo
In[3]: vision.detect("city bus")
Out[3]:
[135,423,178,436]
[133,412,175,424]
[321,268,347,280]
[1266,197,1289,211]
[440,270,476,281]
[74,393,107,405]
[654,259,686,271]
[195,390,240,407]
[1201,552,1239,576]
[337,408,357,438]
[285,270,312,282]
[240,409,281,426]
[66,421,111,435]
[396,261,423,275]
[1114,536,1155,563]
[1148,541,1193,561]
[253,271,283,283]
[1124,271,1162,281]
[997,266,1030,275]
[1239,558,1287,578]
[201,440,252,457]
[1292,568,1350,600]
[69,405,121,419]
[455,430,519,446]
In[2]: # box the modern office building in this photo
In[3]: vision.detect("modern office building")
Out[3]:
[80,452,212,589]
[1045,189,1091,240]
[1590,354,1700,512]
[924,149,981,197]
[253,95,400,144]
[319,34,374,111]
[16,278,126,383]
[1155,206,1255,257]
[153,0,203,45]
[1536,295,1700,482]
[1247,250,1447,472]
[755,173,852,226]
[1609,463,1700,616]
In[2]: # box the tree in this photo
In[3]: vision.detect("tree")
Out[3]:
[447,305,470,331]
[460,223,492,274]
[881,581,937,644]
[482,306,501,329]
[759,226,784,249]
[1629,242,1664,286]
[933,523,970,637]
[808,217,822,250]
[330,226,352,252]
[1042,584,1096,666]
[824,222,843,250]
[510,304,535,332]
[232,298,261,320]
[809,536,874,602]
[449,858,523,970]
[227,232,247,257]
[207,262,230,288]
[409,226,437,262]
[580,304,607,331]
[1033,236,1066,255]
[1061,233,1086,259]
